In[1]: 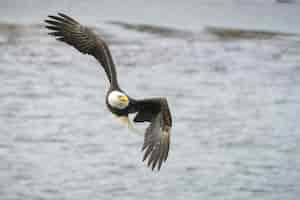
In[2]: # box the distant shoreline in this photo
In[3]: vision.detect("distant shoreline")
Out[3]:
[0,21,299,40]
[204,26,297,39]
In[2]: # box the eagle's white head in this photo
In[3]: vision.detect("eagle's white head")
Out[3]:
[108,90,129,109]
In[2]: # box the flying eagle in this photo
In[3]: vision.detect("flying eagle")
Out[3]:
[45,13,172,170]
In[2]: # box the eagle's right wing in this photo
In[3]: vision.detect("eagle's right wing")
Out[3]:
[45,13,119,87]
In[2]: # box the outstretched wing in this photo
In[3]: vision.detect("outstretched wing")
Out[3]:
[44,13,119,87]
[133,98,172,170]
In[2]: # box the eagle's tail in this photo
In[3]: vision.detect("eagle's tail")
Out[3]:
[118,116,143,136]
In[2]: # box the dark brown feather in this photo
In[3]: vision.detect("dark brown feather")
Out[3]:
[134,98,172,170]
[44,13,119,87]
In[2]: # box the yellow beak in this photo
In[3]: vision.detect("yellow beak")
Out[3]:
[119,95,129,103]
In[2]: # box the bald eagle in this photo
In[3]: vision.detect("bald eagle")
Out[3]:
[45,13,172,171]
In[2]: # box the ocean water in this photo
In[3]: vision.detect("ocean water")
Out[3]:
[0,1,300,200]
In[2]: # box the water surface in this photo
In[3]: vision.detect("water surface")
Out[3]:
[0,1,300,200]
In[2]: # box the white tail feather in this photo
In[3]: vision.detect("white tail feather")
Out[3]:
[118,116,143,136]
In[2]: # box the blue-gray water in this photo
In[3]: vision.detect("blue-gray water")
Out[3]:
[1,1,300,199]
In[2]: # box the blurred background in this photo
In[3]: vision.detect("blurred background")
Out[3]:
[0,0,300,199]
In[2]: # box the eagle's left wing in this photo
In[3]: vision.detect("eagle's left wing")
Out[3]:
[133,98,172,170]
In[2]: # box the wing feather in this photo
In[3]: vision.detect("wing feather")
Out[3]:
[133,98,172,170]
[44,13,119,87]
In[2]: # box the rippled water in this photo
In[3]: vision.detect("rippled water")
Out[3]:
[1,1,300,200]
